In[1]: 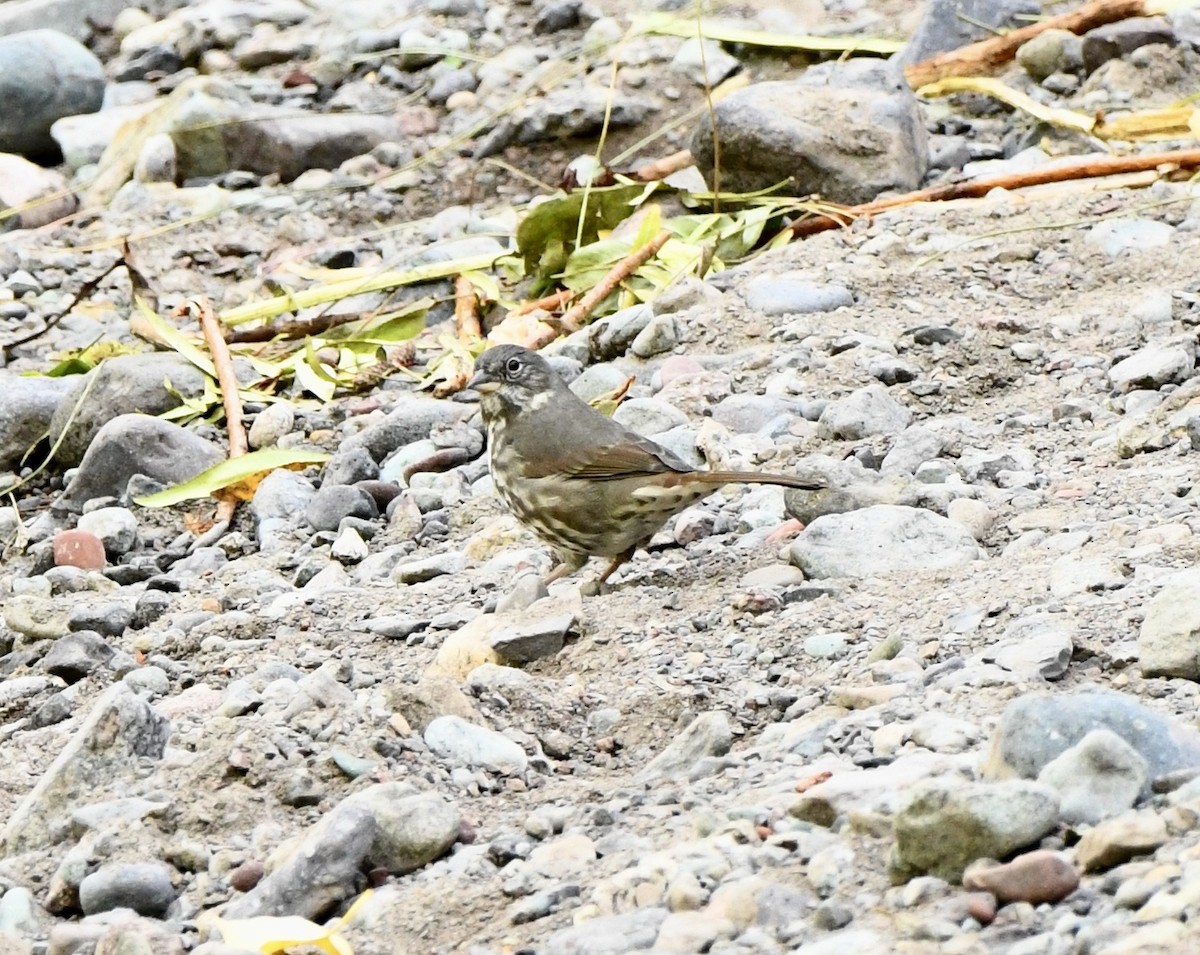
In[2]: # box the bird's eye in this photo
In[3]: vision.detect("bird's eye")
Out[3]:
[505,357,522,375]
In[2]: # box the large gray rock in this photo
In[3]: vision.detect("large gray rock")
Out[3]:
[791,504,984,578]
[690,60,927,205]
[899,0,1040,64]
[1138,569,1200,679]
[889,777,1060,883]
[424,715,528,775]
[60,414,223,508]
[0,30,105,157]
[0,683,170,855]
[49,353,210,467]
[87,76,414,203]
[0,372,71,471]
[223,785,460,920]
[983,689,1200,784]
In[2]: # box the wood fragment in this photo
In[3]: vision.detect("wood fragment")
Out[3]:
[179,297,248,525]
[904,0,1150,88]
[631,149,696,182]
[522,229,672,349]
[454,275,482,344]
[786,147,1200,239]
[508,289,574,318]
[224,309,374,344]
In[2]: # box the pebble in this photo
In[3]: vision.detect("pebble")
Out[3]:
[425,715,528,775]
[78,862,177,918]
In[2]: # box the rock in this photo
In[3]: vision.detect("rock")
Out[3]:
[1088,219,1175,257]
[41,631,114,684]
[247,402,296,449]
[0,154,76,230]
[76,507,139,557]
[817,385,912,440]
[962,851,1079,904]
[425,715,528,775]
[638,711,733,783]
[1074,810,1169,872]
[1108,343,1194,391]
[1081,17,1176,74]
[690,60,927,204]
[489,593,580,664]
[49,354,211,467]
[60,415,224,508]
[988,613,1074,681]
[78,862,177,918]
[745,278,853,317]
[52,530,106,570]
[306,483,378,531]
[611,398,688,438]
[670,37,741,87]
[889,777,1060,883]
[0,372,71,471]
[881,425,946,475]
[1037,729,1148,824]
[791,505,983,578]
[1138,570,1200,679]
[343,785,461,875]
[1016,29,1078,82]
[900,0,1040,63]
[0,684,170,854]
[541,907,668,955]
[983,689,1200,784]
[221,802,377,921]
[344,396,471,463]
[0,30,105,157]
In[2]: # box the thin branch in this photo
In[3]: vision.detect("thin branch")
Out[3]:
[631,149,696,182]
[509,289,574,317]
[0,257,123,356]
[904,0,1150,88]
[454,275,482,343]
[786,147,1200,239]
[179,297,248,525]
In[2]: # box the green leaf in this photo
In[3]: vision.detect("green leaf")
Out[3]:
[133,448,331,507]
[634,13,903,55]
[516,183,648,280]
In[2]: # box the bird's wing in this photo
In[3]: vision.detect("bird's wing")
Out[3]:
[526,433,693,481]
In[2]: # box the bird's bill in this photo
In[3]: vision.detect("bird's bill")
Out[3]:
[467,373,500,394]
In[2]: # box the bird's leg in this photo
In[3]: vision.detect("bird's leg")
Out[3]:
[596,547,637,587]
[544,552,587,585]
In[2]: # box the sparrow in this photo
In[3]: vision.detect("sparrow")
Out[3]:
[468,344,823,585]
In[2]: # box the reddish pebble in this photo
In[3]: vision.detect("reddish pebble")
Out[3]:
[963,850,1080,905]
[965,891,996,924]
[228,859,265,892]
[52,530,106,570]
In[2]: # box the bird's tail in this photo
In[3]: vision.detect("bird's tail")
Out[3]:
[700,471,826,491]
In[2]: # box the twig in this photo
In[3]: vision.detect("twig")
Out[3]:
[509,289,574,317]
[0,257,123,356]
[631,149,696,182]
[179,297,247,525]
[904,0,1149,88]
[786,147,1200,239]
[224,309,376,344]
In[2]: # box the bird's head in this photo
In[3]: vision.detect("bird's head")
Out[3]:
[468,345,561,420]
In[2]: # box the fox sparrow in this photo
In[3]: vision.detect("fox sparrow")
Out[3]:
[468,345,824,585]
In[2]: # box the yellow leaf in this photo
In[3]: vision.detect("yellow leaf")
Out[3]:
[917,77,1095,135]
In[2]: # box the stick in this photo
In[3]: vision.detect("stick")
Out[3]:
[786,147,1200,239]
[179,297,247,524]
[508,289,573,317]
[558,229,672,334]
[454,275,482,344]
[904,0,1150,88]
[224,310,375,344]
[0,257,123,356]
[631,149,696,182]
